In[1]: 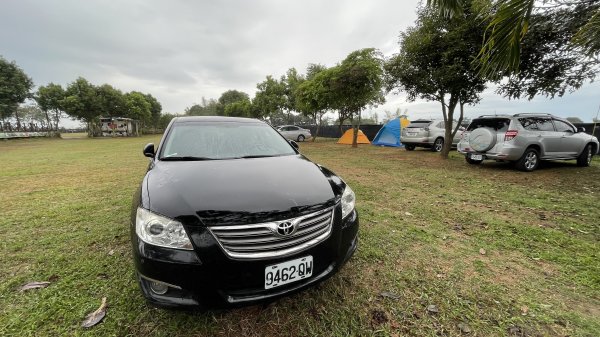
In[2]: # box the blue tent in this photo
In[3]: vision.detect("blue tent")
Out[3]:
[372,118,403,147]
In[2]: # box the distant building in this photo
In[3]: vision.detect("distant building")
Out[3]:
[99,117,139,136]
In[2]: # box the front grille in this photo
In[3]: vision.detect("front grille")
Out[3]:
[208,207,334,260]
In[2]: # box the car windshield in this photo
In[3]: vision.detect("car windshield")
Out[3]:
[467,118,510,132]
[407,121,432,128]
[159,122,296,160]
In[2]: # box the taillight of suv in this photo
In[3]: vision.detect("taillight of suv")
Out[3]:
[504,130,518,141]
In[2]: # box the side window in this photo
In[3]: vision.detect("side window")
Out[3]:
[519,117,554,131]
[282,126,291,131]
[289,126,298,131]
[437,121,445,128]
[553,120,575,133]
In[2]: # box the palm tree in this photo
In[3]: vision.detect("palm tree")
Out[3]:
[428,0,600,78]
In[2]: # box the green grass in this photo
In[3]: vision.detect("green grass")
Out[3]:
[1,136,599,336]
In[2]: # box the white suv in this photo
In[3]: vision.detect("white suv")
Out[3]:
[458,113,598,171]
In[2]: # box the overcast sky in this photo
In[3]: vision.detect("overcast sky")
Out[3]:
[1,0,599,127]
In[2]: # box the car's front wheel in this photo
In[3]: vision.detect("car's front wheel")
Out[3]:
[432,138,444,152]
[516,148,540,172]
[297,135,305,142]
[576,144,594,167]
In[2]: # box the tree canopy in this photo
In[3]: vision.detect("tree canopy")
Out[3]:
[386,3,487,158]
[0,56,34,123]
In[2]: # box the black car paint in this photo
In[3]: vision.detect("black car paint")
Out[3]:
[130,117,358,309]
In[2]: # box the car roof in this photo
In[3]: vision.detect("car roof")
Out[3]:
[172,116,263,124]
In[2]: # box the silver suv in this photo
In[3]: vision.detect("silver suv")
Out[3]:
[401,119,463,152]
[458,113,598,171]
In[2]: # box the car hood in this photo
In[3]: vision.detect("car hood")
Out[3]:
[145,155,339,226]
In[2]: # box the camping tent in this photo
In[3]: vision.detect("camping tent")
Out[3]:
[337,129,370,144]
[372,117,410,147]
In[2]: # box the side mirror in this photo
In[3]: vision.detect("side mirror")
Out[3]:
[576,127,586,133]
[289,140,299,150]
[143,143,155,158]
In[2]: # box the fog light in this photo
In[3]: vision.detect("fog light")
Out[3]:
[149,281,169,295]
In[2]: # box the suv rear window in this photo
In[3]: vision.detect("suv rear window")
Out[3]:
[467,118,510,132]
[407,121,432,128]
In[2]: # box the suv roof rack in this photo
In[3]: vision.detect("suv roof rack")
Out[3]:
[512,113,553,117]
[477,114,512,118]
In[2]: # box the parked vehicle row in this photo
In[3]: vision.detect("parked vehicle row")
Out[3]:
[402,113,597,172]
[457,113,598,171]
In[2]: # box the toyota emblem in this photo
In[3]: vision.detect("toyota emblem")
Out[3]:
[276,221,296,236]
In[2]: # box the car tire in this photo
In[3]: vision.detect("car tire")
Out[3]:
[465,156,483,165]
[297,135,305,142]
[516,148,540,172]
[576,144,594,167]
[432,138,444,152]
[405,144,415,151]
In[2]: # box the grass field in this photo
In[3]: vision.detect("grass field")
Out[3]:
[1,136,599,337]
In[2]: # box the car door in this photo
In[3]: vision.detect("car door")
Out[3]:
[288,126,300,140]
[552,119,580,158]
[519,117,560,158]
[279,126,291,139]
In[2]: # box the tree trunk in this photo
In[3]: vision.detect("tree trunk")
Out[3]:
[352,110,362,148]
[312,113,321,142]
[14,109,21,131]
[439,93,458,159]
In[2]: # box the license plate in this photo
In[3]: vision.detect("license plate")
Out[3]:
[265,256,313,289]
[406,132,416,136]
[470,154,483,160]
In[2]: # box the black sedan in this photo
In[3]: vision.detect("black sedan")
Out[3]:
[131,116,359,309]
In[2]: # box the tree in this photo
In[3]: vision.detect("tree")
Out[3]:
[566,117,584,124]
[0,56,34,128]
[17,103,47,130]
[427,0,600,77]
[495,4,599,99]
[224,99,253,117]
[218,90,250,115]
[124,91,151,126]
[36,83,65,131]
[295,65,332,141]
[253,75,286,120]
[332,48,385,147]
[62,77,102,136]
[281,68,305,120]
[144,93,162,129]
[185,97,219,116]
[386,4,487,158]
[96,84,126,118]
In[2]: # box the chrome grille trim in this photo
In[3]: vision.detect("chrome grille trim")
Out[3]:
[208,206,334,260]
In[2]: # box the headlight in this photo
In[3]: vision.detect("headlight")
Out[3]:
[135,207,193,250]
[341,185,356,219]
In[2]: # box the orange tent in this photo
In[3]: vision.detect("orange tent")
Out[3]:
[337,129,371,145]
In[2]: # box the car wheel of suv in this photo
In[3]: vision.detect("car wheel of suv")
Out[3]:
[405,144,415,151]
[516,148,540,172]
[465,156,483,165]
[576,144,594,167]
[297,135,305,142]
[432,138,444,152]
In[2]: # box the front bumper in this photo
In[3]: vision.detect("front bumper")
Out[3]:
[131,208,359,309]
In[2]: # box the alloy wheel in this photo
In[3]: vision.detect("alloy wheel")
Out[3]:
[525,151,537,170]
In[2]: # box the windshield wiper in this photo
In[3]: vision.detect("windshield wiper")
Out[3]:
[160,156,215,161]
